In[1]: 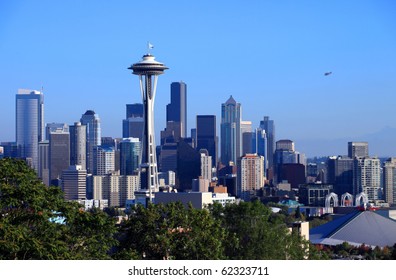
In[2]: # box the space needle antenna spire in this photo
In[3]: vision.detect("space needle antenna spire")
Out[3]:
[128,45,168,203]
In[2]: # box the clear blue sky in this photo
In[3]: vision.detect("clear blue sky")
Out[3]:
[1,0,396,157]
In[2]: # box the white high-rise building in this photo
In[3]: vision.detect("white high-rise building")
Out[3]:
[92,174,140,207]
[353,157,381,200]
[237,154,265,201]
[16,89,44,171]
[93,146,115,176]
[200,151,212,182]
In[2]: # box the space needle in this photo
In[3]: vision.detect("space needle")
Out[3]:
[128,46,168,202]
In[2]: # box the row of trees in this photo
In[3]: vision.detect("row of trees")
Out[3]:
[0,158,373,260]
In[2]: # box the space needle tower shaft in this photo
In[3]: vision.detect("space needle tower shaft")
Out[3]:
[129,52,168,202]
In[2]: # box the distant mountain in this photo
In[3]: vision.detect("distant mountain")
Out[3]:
[296,126,396,158]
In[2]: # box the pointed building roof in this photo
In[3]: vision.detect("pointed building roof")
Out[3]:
[310,210,396,248]
[225,95,237,105]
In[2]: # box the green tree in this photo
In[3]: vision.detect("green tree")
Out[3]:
[115,202,226,260]
[0,158,118,259]
[211,200,310,260]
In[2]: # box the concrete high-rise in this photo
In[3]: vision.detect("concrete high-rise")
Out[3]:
[38,141,50,185]
[69,122,86,170]
[196,115,217,167]
[348,142,369,158]
[200,149,212,182]
[15,89,44,170]
[48,123,70,186]
[383,158,396,206]
[128,52,168,199]
[80,110,101,174]
[353,157,381,200]
[62,165,87,201]
[237,154,264,201]
[93,146,115,176]
[220,95,241,166]
[166,82,187,139]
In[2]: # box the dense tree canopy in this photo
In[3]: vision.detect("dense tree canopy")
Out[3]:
[0,158,118,259]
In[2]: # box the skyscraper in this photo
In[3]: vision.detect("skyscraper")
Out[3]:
[62,165,87,201]
[126,103,144,119]
[383,158,396,206]
[69,122,87,170]
[237,154,264,201]
[353,157,381,200]
[196,115,217,167]
[327,156,354,195]
[123,103,144,140]
[166,81,187,139]
[48,123,70,186]
[129,52,168,198]
[93,146,115,176]
[273,139,305,184]
[119,138,141,175]
[348,142,369,158]
[240,120,252,156]
[80,110,101,174]
[220,95,241,165]
[260,116,275,173]
[15,89,44,170]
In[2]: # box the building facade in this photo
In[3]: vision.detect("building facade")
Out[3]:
[48,123,70,186]
[259,116,275,173]
[93,146,115,176]
[348,142,369,158]
[237,154,264,201]
[92,174,140,207]
[69,122,86,170]
[119,137,141,175]
[220,95,241,166]
[166,81,187,140]
[353,157,381,200]
[80,110,101,174]
[383,158,396,206]
[62,165,87,201]
[15,89,44,171]
[196,115,217,167]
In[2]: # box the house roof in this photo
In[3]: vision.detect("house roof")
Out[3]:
[310,210,396,248]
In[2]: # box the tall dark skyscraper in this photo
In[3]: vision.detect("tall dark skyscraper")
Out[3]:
[123,103,144,140]
[15,89,44,171]
[220,96,241,165]
[196,115,217,167]
[166,81,187,139]
[69,122,86,170]
[126,103,144,119]
[260,116,275,173]
[48,123,70,186]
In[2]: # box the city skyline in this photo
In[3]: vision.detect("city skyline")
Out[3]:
[1,1,396,157]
